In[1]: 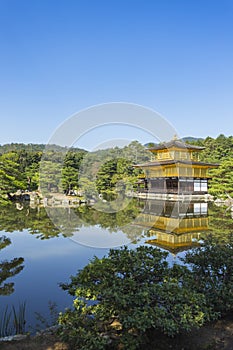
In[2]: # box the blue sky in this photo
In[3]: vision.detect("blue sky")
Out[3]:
[0,0,233,149]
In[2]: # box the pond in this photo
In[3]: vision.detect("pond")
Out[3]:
[0,198,233,333]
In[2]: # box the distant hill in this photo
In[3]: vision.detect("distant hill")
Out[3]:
[144,142,157,148]
[182,137,204,142]
[0,143,86,154]
[144,137,204,148]
[0,143,45,153]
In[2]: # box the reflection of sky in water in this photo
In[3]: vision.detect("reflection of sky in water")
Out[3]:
[69,225,132,248]
[0,230,90,259]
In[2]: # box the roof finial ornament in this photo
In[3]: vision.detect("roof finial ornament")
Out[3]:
[173,134,178,140]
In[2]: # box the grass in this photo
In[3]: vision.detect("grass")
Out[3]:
[0,302,26,337]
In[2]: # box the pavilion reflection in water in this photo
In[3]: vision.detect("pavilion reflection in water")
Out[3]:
[135,200,209,253]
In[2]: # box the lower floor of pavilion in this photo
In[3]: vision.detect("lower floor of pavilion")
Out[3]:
[137,177,209,195]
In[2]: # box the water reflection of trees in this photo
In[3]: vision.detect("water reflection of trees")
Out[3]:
[0,200,144,241]
[205,203,233,241]
[1,200,233,252]
[0,203,60,239]
[0,236,24,296]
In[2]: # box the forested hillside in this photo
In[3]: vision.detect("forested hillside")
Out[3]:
[0,141,149,200]
[188,134,233,197]
[0,135,233,200]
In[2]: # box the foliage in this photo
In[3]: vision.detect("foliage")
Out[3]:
[79,141,149,180]
[0,257,24,296]
[0,143,46,154]
[0,235,24,296]
[39,158,63,194]
[0,152,26,197]
[0,145,86,197]
[208,158,233,198]
[188,134,233,197]
[59,237,233,349]
[207,203,233,240]
[61,166,79,193]
[59,246,211,350]
[0,142,85,154]
[0,235,11,250]
[61,150,87,193]
[96,158,138,196]
[0,149,44,194]
[78,177,98,199]
[79,141,149,198]
[184,235,233,314]
[189,134,233,163]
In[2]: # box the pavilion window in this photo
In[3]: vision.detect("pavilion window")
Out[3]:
[200,179,208,192]
[193,202,208,215]
[194,179,201,192]
[193,179,208,192]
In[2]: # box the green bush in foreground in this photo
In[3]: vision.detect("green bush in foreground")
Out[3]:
[184,235,233,314]
[58,246,213,350]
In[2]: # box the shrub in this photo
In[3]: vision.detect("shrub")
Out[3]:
[59,246,211,350]
[184,235,233,314]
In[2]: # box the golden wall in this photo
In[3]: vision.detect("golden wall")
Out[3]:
[145,165,209,178]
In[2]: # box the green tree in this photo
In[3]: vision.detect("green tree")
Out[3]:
[39,160,62,193]
[40,149,86,194]
[59,246,210,350]
[61,150,87,193]
[96,158,139,196]
[61,166,79,194]
[25,163,40,191]
[0,152,26,199]
[190,134,233,163]
[96,159,118,194]
[63,150,86,169]
[208,158,233,197]
[122,140,150,164]
[184,235,233,314]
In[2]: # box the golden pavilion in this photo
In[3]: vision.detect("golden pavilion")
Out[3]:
[135,139,218,197]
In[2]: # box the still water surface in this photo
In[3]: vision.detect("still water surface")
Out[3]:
[0,199,232,332]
